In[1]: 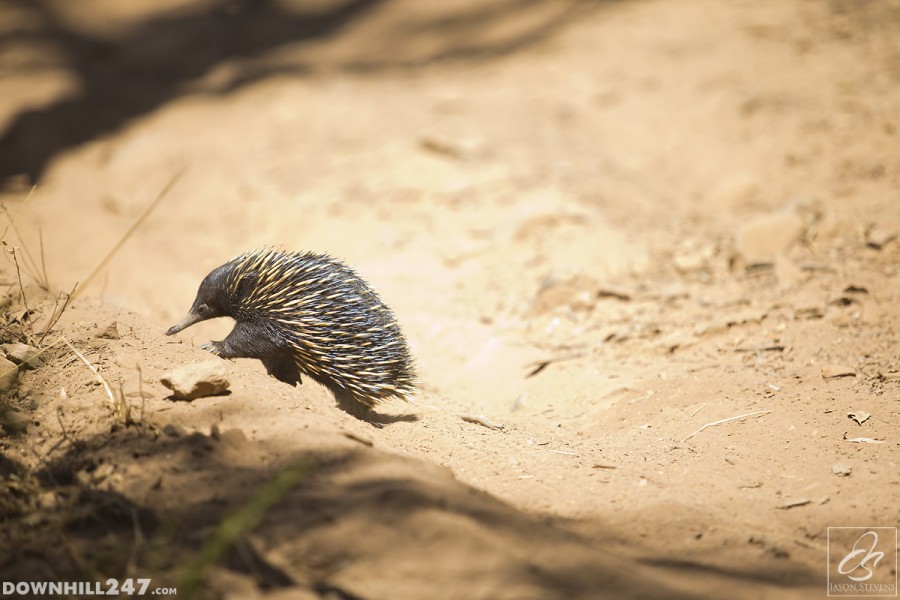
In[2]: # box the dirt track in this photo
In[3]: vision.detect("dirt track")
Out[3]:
[1,1,899,598]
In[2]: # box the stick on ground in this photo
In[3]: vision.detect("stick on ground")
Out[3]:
[73,165,187,300]
[62,336,116,409]
[680,410,773,443]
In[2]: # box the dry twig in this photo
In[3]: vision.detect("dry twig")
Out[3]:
[0,185,38,243]
[38,283,77,345]
[73,165,187,300]
[55,388,77,450]
[61,336,116,410]
[689,402,708,418]
[137,364,146,424]
[680,410,773,443]
[525,352,587,378]
[0,207,50,291]
[5,245,35,343]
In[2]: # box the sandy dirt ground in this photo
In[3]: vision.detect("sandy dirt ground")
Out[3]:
[0,0,899,598]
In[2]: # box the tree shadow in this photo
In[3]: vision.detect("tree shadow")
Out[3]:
[0,425,820,599]
[0,0,610,185]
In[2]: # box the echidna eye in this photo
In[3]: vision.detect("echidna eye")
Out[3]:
[198,303,210,314]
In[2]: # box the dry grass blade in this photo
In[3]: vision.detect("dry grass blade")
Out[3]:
[73,165,188,300]
[4,244,37,344]
[116,379,131,425]
[137,364,145,424]
[0,208,50,291]
[525,352,587,378]
[689,402,708,418]
[38,229,49,290]
[179,460,316,598]
[61,336,116,410]
[55,388,77,450]
[38,283,78,346]
[0,185,38,244]
[680,410,773,443]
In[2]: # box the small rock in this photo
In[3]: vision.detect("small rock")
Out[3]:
[530,273,602,316]
[848,411,870,425]
[832,464,852,477]
[715,173,760,208]
[215,428,248,449]
[97,321,121,340]
[1,343,43,369]
[160,361,230,400]
[162,423,187,437]
[38,491,60,510]
[776,498,812,510]
[673,250,709,274]
[736,212,804,265]
[822,365,856,379]
[791,290,825,320]
[0,357,19,392]
[75,469,93,486]
[866,225,896,250]
[93,463,115,482]
[774,253,803,286]
[0,409,30,435]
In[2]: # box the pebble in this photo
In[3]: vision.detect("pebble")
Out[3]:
[162,423,187,437]
[160,361,230,400]
[715,173,760,208]
[96,321,121,340]
[0,409,30,434]
[776,498,812,510]
[0,356,19,392]
[673,249,711,274]
[38,491,60,510]
[1,343,43,369]
[866,226,896,250]
[530,273,602,315]
[735,212,804,265]
[832,464,852,477]
[774,253,803,286]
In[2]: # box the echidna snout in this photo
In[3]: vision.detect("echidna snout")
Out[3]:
[166,249,417,416]
[165,265,231,335]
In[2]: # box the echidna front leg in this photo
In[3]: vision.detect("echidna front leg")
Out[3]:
[204,320,279,359]
[201,321,303,386]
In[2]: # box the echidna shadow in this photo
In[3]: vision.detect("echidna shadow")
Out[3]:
[166,249,419,426]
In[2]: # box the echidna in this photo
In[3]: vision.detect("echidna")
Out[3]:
[165,248,416,417]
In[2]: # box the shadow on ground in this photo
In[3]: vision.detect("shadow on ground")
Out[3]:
[0,422,820,599]
[0,0,607,184]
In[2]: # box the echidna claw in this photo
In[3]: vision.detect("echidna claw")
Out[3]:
[199,342,221,356]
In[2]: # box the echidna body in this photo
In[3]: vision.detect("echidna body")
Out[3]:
[166,248,416,411]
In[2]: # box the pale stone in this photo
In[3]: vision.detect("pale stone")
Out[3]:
[160,361,230,400]
[736,213,804,265]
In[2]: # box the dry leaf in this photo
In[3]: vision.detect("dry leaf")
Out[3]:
[848,412,870,426]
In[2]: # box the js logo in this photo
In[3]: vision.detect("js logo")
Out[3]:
[828,527,898,597]
[838,531,885,582]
